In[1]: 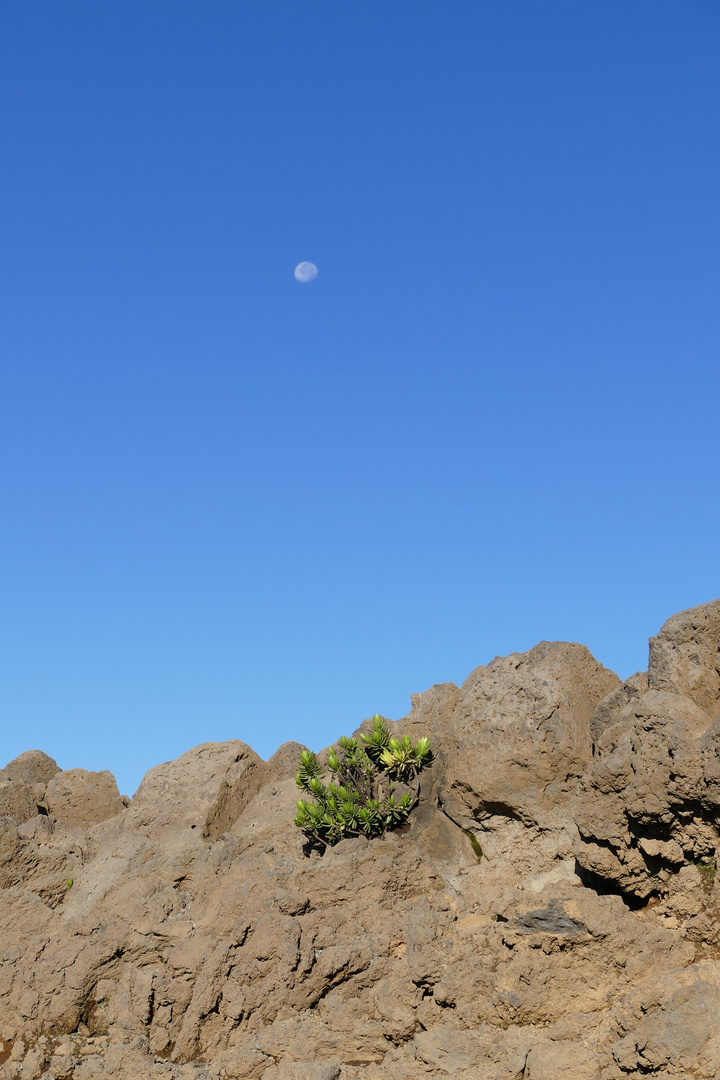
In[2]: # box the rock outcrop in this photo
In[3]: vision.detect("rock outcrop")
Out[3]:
[0,600,719,1079]
[574,599,720,902]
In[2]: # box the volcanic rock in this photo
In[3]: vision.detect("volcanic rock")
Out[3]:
[44,770,126,830]
[0,752,60,787]
[0,599,719,1079]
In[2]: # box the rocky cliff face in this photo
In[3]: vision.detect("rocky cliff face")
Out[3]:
[1,600,719,1080]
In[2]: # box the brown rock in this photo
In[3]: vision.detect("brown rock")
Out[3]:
[15,815,53,842]
[589,669,648,746]
[648,598,720,717]
[127,739,266,839]
[265,741,308,784]
[574,689,720,898]
[261,1061,341,1080]
[0,783,43,827]
[524,1041,601,1080]
[403,640,619,829]
[1,603,719,1079]
[44,769,126,828]
[0,751,60,785]
[612,962,720,1076]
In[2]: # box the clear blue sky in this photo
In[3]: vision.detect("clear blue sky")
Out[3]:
[2,2,718,795]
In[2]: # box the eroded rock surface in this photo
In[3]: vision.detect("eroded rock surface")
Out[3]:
[574,599,720,901]
[1,600,719,1079]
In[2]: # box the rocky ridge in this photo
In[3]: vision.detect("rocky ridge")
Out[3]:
[1,600,719,1079]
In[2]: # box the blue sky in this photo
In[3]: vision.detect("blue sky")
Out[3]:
[2,2,719,795]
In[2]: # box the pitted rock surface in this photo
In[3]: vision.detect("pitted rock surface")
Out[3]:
[0,599,719,1079]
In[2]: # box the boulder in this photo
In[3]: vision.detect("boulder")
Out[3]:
[0,750,60,785]
[44,769,126,828]
[265,741,308,784]
[648,598,720,717]
[402,640,619,829]
[127,739,266,840]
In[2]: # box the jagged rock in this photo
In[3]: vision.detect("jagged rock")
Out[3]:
[589,669,648,746]
[1,600,719,1079]
[44,769,126,829]
[0,751,60,786]
[574,599,720,900]
[0,783,43,827]
[647,598,720,716]
[403,640,619,830]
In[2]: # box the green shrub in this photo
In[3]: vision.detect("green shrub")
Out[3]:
[294,714,433,847]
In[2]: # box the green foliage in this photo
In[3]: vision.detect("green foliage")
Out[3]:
[294,715,433,847]
[686,855,717,890]
[698,858,716,889]
[65,878,74,890]
[463,829,483,863]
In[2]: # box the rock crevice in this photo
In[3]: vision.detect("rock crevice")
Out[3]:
[1,599,719,1079]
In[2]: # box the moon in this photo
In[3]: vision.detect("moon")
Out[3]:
[294,261,318,283]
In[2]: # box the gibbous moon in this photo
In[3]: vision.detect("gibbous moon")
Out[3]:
[294,261,318,283]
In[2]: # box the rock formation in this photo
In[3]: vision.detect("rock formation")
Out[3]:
[0,599,719,1079]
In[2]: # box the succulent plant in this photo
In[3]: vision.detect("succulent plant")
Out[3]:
[294,715,433,848]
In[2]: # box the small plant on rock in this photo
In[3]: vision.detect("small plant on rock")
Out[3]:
[294,715,433,848]
[698,858,716,890]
